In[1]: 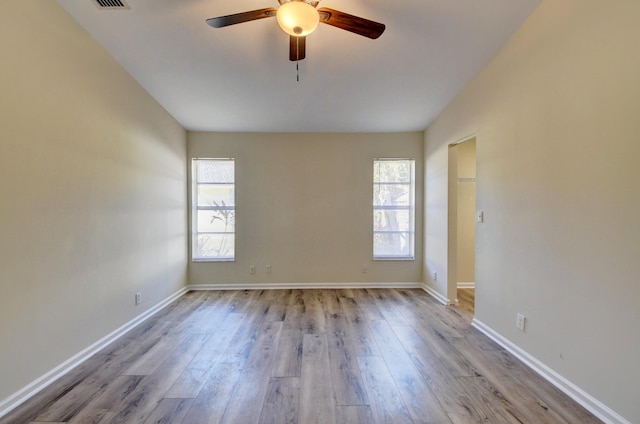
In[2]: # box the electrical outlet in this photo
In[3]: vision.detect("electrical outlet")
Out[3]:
[135,292,141,306]
[433,271,438,281]
[265,264,271,274]
[249,265,256,275]
[361,264,368,273]
[516,313,526,332]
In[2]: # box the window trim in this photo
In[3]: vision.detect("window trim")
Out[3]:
[373,158,416,261]
[191,158,235,262]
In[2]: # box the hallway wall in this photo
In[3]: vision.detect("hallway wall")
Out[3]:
[456,139,476,285]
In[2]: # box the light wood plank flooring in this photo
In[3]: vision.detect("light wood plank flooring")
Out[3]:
[1,289,601,424]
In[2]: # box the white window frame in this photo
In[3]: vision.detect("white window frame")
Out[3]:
[373,158,415,260]
[192,158,235,262]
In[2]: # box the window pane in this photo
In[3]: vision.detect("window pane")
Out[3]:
[196,234,235,259]
[197,160,234,183]
[374,183,411,206]
[374,160,412,183]
[197,184,235,207]
[374,232,413,258]
[374,209,412,232]
[197,209,235,233]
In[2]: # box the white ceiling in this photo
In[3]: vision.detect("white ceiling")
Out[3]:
[56,0,541,133]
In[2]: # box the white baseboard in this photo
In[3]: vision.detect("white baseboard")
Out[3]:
[457,281,475,289]
[187,282,422,291]
[420,283,454,305]
[471,318,631,424]
[14,284,627,423]
[0,287,189,419]
[189,282,461,309]
[0,281,422,418]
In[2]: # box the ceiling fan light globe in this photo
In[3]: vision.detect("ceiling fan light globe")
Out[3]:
[276,1,319,37]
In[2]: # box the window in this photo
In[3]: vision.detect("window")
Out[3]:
[192,158,235,261]
[373,159,415,260]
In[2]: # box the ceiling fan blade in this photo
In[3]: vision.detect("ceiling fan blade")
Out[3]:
[317,7,385,39]
[206,8,277,28]
[289,36,306,61]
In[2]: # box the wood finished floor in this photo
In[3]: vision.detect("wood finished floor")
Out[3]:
[457,289,475,315]
[2,289,601,424]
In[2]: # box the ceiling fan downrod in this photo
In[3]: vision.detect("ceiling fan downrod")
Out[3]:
[296,37,300,82]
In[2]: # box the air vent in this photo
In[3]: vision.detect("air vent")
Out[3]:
[93,0,130,9]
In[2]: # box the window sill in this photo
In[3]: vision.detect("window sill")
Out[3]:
[373,257,415,261]
[192,258,235,263]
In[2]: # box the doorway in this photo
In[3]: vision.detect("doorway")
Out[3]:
[448,137,476,314]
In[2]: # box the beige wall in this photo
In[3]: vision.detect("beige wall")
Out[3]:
[189,132,423,285]
[0,0,187,406]
[424,0,640,422]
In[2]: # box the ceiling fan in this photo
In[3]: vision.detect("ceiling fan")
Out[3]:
[206,0,386,62]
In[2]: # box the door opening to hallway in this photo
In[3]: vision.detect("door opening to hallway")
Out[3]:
[448,137,476,314]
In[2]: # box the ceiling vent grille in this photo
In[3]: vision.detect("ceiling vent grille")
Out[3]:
[93,0,130,9]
